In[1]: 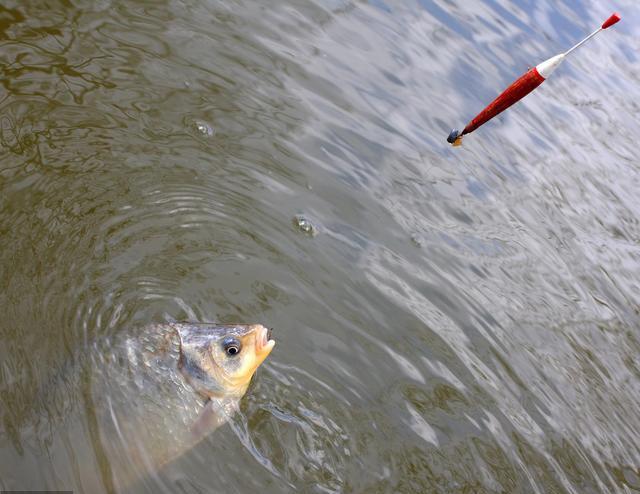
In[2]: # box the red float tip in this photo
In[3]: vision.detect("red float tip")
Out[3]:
[602,12,621,29]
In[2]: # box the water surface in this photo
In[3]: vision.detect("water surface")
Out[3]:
[1,0,640,492]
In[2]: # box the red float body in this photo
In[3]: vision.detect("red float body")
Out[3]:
[462,67,546,136]
[448,11,621,145]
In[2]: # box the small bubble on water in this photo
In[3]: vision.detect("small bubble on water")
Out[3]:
[293,215,316,236]
[193,119,214,137]
[410,234,423,247]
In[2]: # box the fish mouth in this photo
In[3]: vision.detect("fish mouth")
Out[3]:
[255,325,275,355]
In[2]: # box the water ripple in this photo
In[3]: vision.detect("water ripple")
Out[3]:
[1,0,640,492]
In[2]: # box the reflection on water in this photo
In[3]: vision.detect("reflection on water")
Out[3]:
[1,0,640,492]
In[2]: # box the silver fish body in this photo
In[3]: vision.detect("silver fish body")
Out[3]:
[22,322,274,491]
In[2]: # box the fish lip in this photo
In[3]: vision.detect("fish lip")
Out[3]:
[255,325,275,354]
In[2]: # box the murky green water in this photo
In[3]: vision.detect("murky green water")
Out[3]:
[1,0,640,492]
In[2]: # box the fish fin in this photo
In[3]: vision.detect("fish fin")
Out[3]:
[190,399,236,439]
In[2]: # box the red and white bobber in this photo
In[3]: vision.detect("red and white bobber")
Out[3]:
[447,12,621,146]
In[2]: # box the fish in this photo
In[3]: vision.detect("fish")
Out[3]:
[74,322,275,490]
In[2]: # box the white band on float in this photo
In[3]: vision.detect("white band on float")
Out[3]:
[535,54,566,79]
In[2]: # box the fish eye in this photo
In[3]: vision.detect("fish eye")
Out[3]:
[222,337,241,356]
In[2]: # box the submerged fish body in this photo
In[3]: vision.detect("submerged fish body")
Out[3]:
[81,322,275,490]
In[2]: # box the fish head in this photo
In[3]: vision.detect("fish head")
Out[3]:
[174,323,275,399]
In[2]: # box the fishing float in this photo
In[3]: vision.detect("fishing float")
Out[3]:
[447,12,621,146]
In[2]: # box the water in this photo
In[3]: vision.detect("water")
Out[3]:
[1,0,639,492]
